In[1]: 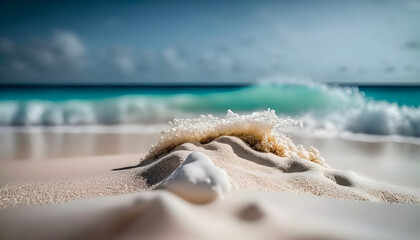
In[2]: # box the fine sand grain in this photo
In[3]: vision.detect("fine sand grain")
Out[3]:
[0,154,150,208]
[1,191,420,240]
[1,135,420,240]
[1,136,419,209]
[140,136,420,204]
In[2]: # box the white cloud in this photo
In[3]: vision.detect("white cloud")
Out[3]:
[98,46,192,80]
[100,46,136,75]
[0,30,87,82]
[163,48,187,70]
[51,31,86,62]
[199,51,236,72]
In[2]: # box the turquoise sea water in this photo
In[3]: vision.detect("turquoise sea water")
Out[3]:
[1,85,419,107]
[358,86,420,107]
[0,86,244,101]
[0,83,419,137]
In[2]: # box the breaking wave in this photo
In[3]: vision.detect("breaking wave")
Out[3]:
[0,82,419,138]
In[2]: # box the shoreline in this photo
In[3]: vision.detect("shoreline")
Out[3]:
[2,124,420,146]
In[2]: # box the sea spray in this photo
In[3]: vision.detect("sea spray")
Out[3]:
[144,109,327,167]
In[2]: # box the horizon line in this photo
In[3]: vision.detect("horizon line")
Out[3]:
[1,82,420,88]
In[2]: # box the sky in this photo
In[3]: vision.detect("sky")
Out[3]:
[0,0,419,84]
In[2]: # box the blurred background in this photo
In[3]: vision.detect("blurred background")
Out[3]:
[0,0,420,187]
[1,0,419,84]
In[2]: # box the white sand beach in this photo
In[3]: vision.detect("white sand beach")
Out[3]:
[1,129,420,239]
[2,0,420,238]
[2,190,420,240]
[1,111,420,239]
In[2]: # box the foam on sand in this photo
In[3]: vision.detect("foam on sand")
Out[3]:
[145,109,327,167]
[1,109,420,239]
[159,151,230,204]
[137,110,419,204]
[1,110,418,209]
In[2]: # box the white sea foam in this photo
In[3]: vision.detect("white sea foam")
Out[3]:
[301,100,420,138]
[145,109,327,166]
[1,83,419,140]
[0,98,187,126]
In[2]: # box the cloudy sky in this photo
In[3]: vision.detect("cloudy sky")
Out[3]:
[0,0,419,84]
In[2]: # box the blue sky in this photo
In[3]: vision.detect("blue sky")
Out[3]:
[0,0,419,83]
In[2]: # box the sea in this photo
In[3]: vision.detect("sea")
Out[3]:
[0,82,419,138]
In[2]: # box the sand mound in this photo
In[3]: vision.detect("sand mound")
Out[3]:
[159,151,231,204]
[144,109,327,167]
[139,136,420,204]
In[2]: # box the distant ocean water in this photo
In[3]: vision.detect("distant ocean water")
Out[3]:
[0,82,419,137]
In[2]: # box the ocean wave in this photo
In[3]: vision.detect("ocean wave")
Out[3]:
[301,97,420,137]
[0,83,419,138]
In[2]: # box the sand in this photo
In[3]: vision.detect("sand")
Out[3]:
[0,130,157,162]
[295,135,420,188]
[159,151,231,204]
[1,135,419,208]
[1,191,420,240]
[3,130,419,188]
[0,154,149,208]
[1,134,420,239]
[141,136,419,203]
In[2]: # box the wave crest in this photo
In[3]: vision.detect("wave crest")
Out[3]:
[1,83,420,139]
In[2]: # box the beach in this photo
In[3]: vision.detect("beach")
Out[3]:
[1,115,420,239]
[2,0,420,238]
[1,85,420,239]
[2,191,420,240]
[1,127,420,206]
